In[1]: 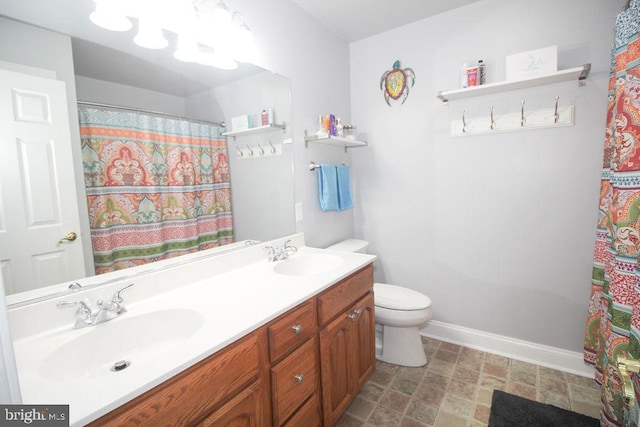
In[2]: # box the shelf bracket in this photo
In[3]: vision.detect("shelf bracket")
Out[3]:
[578,63,591,87]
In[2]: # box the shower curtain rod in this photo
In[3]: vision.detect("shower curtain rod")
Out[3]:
[77,100,226,128]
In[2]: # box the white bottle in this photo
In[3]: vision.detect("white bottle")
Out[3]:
[477,60,486,85]
[336,118,344,137]
[461,62,469,89]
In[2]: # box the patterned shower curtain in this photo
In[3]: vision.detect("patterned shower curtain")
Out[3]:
[584,2,640,426]
[78,107,233,274]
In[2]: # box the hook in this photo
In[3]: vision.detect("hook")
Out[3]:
[246,144,254,157]
[520,101,526,127]
[269,141,276,154]
[257,142,265,156]
[462,110,467,133]
[236,146,243,158]
[490,106,495,130]
[553,96,560,123]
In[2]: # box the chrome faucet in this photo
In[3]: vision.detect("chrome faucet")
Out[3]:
[283,240,298,257]
[264,240,298,262]
[57,283,134,328]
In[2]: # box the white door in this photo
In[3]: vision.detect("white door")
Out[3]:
[0,69,85,295]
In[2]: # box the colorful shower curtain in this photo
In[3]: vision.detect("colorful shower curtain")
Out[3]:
[584,2,640,426]
[78,107,233,274]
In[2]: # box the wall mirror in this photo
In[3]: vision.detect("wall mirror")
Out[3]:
[0,0,295,303]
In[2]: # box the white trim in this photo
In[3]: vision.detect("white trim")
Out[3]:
[422,320,595,378]
[0,277,21,403]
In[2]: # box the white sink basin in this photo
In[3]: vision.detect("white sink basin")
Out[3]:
[39,308,204,381]
[273,254,343,276]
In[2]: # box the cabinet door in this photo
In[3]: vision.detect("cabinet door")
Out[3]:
[199,379,267,427]
[352,292,376,391]
[319,311,354,426]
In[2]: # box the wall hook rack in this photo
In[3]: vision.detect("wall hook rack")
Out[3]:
[462,110,467,133]
[490,106,495,130]
[451,97,574,137]
[234,140,282,159]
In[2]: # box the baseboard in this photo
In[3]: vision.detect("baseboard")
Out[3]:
[422,320,595,378]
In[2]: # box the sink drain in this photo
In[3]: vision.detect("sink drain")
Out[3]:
[111,360,130,372]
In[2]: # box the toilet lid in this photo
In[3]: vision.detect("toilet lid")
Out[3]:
[374,283,431,310]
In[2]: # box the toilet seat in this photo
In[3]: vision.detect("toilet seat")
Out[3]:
[374,283,431,311]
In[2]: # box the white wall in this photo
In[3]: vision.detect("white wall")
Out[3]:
[350,0,625,353]
[233,0,356,248]
[206,72,295,242]
[75,75,188,115]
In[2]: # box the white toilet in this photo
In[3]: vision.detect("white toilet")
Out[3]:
[326,239,433,367]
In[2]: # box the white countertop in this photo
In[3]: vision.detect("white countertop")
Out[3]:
[8,234,375,426]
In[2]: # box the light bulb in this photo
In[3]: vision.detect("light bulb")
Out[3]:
[134,18,168,49]
[232,24,256,63]
[90,0,132,32]
[174,32,200,62]
[211,1,231,27]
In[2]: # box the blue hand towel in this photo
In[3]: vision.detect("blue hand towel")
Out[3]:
[318,164,339,211]
[336,164,353,211]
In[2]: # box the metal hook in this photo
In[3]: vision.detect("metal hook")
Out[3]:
[462,110,467,133]
[236,146,243,158]
[490,106,495,130]
[520,101,526,127]
[553,96,560,123]
[257,142,265,156]
[246,144,253,157]
[269,141,276,154]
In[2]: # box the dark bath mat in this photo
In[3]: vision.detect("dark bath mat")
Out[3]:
[488,390,599,427]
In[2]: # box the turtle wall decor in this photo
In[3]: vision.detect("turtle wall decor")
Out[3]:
[380,60,415,106]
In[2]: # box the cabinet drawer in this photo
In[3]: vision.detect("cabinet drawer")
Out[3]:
[89,331,264,426]
[268,299,317,362]
[271,337,319,425]
[283,394,321,427]
[317,264,373,326]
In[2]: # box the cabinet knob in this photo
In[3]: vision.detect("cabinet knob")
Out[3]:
[292,324,303,335]
[294,374,304,384]
[348,309,362,321]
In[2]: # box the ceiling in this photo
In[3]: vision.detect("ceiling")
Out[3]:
[290,0,483,42]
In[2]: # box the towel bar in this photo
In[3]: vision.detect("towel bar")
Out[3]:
[309,161,347,171]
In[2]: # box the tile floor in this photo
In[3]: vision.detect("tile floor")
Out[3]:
[336,337,601,427]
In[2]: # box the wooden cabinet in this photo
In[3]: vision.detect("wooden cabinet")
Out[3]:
[198,380,267,427]
[267,299,317,362]
[266,298,320,426]
[271,337,319,425]
[318,266,376,427]
[89,263,374,427]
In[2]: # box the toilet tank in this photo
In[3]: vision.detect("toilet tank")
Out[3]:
[326,239,369,254]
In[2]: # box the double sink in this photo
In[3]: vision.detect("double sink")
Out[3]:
[8,236,370,426]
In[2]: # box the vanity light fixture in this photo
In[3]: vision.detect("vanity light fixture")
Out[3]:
[134,17,169,49]
[89,0,132,32]
[88,0,256,69]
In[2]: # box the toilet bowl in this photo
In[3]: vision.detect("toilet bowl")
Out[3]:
[326,239,432,367]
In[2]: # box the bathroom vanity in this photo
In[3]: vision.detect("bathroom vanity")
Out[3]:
[7,234,376,426]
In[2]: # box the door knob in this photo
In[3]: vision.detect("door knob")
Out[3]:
[617,355,640,406]
[58,232,77,244]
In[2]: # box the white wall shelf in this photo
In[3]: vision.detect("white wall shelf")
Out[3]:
[304,132,367,152]
[436,64,591,104]
[222,123,286,140]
